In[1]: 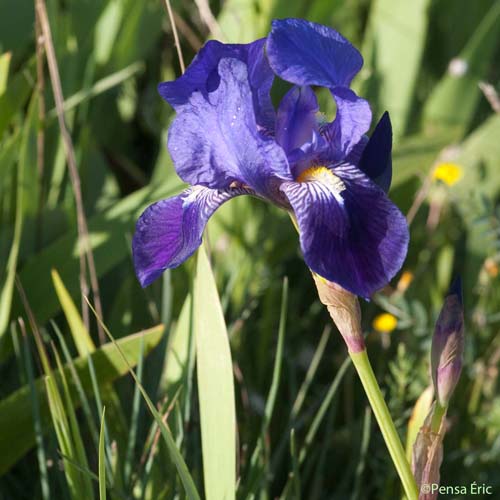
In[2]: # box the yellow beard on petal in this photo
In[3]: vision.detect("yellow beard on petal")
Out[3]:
[296,166,346,194]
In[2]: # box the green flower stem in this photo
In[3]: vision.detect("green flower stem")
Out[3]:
[350,349,418,500]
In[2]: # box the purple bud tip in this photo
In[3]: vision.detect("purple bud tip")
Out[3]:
[431,279,465,407]
[448,275,462,305]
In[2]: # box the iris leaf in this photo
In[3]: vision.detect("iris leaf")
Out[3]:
[194,247,236,500]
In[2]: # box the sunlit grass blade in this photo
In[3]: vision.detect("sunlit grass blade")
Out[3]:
[87,349,114,483]
[52,346,95,499]
[136,388,181,498]
[85,298,201,500]
[0,325,163,475]
[46,62,144,120]
[43,342,93,500]
[160,293,196,412]
[51,269,95,354]
[0,94,37,340]
[99,407,107,500]
[0,51,11,96]
[124,337,144,486]
[52,321,100,451]
[0,58,34,139]
[44,373,85,499]
[52,267,128,463]
[20,322,50,500]
[194,247,237,500]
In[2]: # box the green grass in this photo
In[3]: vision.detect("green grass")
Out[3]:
[1,0,500,498]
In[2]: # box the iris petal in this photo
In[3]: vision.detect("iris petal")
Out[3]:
[168,58,291,198]
[133,186,252,287]
[158,39,275,131]
[281,163,408,298]
[358,112,393,192]
[322,87,372,161]
[266,18,363,89]
[276,85,319,154]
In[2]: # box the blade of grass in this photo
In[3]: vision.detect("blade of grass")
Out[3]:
[279,357,352,497]
[0,325,163,474]
[45,62,144,120]
[45,373,85,499]
[87,350,114,484]
[86,297,201,500]
[299,357,351,464]
[124,337,144,485]
[351,408,372,500]
[290,428,301,499]
[51,269,95,354]
[243,277,288,497]
[51,321,100,450]
[52,345,95,499]
[36,0,104,340]
[291,327,331,419]
[0,58,35,139]
[0,51,11,95]
[99,408,107,500]
[0,94,37,339]
[19,319,50,500]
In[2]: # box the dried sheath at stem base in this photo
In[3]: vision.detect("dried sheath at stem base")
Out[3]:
[312,273,365,353]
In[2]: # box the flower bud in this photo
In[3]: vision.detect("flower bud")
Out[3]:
[431,277,464,407]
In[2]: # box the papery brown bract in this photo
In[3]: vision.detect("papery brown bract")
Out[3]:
[312,273,365,353]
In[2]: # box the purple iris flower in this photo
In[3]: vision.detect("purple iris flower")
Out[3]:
[133,18,409,298]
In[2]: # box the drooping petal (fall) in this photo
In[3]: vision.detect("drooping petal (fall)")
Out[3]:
[281,163,408,298]
[132,185,251,287]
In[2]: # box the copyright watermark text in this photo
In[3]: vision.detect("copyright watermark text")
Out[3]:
[421,482,494,496]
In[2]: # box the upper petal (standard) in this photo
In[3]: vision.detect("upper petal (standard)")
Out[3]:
[158,39,275,132]
[275,85,319,155]
[266,18,363,89]
[168,58,291,199]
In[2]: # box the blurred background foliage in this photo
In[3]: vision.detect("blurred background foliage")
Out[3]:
[0,0,499,498]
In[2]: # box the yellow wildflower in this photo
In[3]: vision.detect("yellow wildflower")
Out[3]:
[432,162,463,186]
[397,270,414,293]
[373,313,398,333]
[484,258,498,278]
